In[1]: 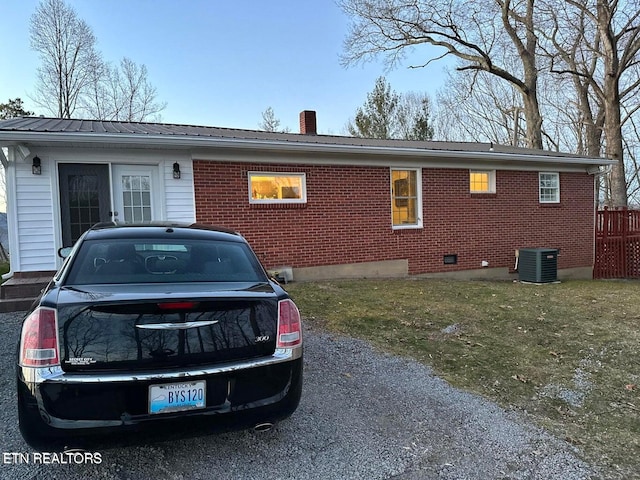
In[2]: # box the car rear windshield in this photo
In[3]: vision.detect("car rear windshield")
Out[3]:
[63,238,268,285]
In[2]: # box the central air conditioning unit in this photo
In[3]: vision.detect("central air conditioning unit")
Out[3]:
[518,248,558,283]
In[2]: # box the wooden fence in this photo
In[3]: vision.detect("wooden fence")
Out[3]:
[594,207,640,279]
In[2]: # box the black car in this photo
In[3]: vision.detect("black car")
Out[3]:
[16,223,303,448]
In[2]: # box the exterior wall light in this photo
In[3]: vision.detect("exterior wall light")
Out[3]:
[32,156,42,175]
[173,162,181,179]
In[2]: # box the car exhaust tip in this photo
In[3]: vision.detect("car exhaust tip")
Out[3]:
[253,422,274,433]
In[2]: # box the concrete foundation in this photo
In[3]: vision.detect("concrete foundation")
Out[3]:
[293,259,408,281]
[292,263,593,282]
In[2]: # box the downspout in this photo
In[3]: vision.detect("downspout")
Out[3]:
[589,165,613,278]
[1,146,19,281]
[0,148,10,281]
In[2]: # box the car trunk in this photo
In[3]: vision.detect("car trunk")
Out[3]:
[55,283,279,372]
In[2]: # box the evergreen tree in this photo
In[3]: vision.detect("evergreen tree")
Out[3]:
[346,77,434,140]
[0,98,34,119]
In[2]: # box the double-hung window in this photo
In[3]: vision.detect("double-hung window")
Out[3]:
[539,172,560,203]
[391,168,422,228]
[248,172,306,204]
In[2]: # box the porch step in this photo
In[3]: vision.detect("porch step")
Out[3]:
[0,297,34,313]
[0,276,50,312]
[1,276,50,300]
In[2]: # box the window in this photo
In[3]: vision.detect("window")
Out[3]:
[121,175,152,222]
[67,174,101,242]
[539,172,560,203]
[470,170,496,193]
[248,172,306,204]
[65,239,268,285]
[391,168,422,228]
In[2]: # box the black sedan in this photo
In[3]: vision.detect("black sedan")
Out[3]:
[16,223,303,449]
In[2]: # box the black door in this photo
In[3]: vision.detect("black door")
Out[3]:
[59,164,111,246]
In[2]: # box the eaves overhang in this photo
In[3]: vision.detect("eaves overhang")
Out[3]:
[0,130,615,171]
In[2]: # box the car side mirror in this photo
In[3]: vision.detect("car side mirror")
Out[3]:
[58,246,73,259]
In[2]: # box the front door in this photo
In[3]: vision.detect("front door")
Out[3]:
[111,165,158,223]
[58,164,111,246]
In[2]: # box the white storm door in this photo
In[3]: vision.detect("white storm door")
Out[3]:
[112,165,160,223]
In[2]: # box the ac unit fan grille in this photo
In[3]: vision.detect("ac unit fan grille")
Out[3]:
[518,248,558,283]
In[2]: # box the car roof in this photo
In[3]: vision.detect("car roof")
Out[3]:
[83,222,245,242]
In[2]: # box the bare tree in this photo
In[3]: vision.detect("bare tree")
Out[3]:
[436,67,525,145]
[340,0,544,148]
[595,0,639,207]
[258,107,290,133]
[81,58,111,120]
[30,0,102,118]
[538,72,593,153]
[348,0,640,206]
[539,0,640,207]
[436,63,592,154]
[540,2,605,157]
[30,0,166,122]
[622,79,640,206]
[83,58,166,122]
[537,0,608,200]
[118,58,165,122]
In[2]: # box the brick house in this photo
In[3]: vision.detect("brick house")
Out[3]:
[0,112,612,293]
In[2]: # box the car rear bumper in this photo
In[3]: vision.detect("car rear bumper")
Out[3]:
[17,348,302,435]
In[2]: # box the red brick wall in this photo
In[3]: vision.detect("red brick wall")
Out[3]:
[193,161,595,275]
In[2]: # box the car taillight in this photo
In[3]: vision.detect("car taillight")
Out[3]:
[277,299,302,348]
[20,307,60,367]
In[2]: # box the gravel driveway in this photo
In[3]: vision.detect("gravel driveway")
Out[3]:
[0,311,598,479]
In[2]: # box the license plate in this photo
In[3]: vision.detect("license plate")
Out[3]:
[149,381,206,414]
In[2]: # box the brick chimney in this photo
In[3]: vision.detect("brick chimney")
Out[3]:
[299,110,317,135]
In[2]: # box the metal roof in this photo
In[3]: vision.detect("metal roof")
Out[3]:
[0,116,612,167]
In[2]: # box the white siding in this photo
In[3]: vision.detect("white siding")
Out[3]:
[15,158,57,272]
[163,158,196,222]
[7,147,196,274]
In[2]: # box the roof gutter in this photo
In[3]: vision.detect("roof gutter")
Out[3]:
[587,164,613,176]
[0,131,615,167]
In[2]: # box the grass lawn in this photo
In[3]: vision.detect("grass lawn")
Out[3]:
[285,278,640,478]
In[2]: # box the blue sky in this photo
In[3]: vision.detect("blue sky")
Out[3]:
[0,0,450,134]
